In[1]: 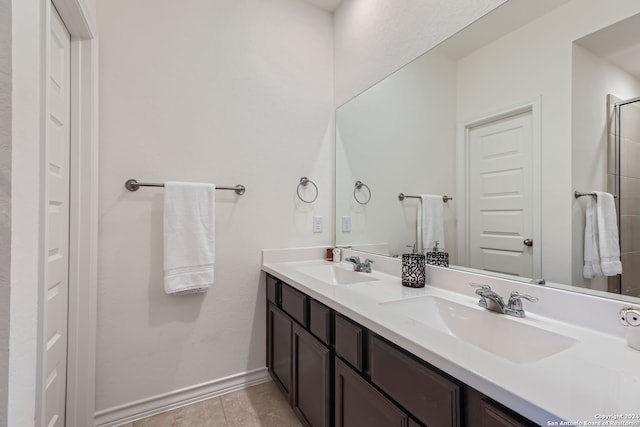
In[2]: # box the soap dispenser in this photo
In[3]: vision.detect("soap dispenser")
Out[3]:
[426,241,449,267]
[401,242,425,287]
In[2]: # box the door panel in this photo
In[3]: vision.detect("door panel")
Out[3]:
[43,4,70,427]
[469,111,534,278]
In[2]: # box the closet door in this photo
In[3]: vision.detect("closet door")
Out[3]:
[42,3,71,426]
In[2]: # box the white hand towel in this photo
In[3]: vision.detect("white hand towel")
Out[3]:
[583,195,601,278]
[594,191,622,276]
[163,182,215,295]
[420,195,445,252]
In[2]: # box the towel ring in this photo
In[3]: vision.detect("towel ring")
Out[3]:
[297,177,318,203]
[354,180,371,205]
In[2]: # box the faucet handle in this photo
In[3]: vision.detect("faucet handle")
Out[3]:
[470,283,491,292]
[507,291,538,311]
[363,258,375,265]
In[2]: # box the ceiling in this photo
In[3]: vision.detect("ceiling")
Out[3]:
[301,0,344,12]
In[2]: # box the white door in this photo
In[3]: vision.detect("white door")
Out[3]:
[43,4,71,426]
[468,111,534,278]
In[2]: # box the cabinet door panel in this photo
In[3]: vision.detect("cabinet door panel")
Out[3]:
[293,323,331,427]
[335,358,407,427]
[268,303,292,401]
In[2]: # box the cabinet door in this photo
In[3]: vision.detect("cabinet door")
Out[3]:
[293,323,331,427]
[268,303,292,402]
[335,358,408,427]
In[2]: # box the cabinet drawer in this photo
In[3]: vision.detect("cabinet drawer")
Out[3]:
[480,400,536,427]
[369,334,460,427]
[310,299,331,346]
[266,275,279,305]
[281,283,308,326]
[335,314,364,371]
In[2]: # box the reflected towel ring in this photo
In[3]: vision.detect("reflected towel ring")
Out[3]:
[354,180,371,205]
[297,177,318,203]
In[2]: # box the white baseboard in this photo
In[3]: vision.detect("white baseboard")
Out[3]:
[94,367,271,427]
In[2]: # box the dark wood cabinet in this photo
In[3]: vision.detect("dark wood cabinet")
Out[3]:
[267,303,292,401]
[335,358,408,427]
[266,274,538,427]
[293,323,331,427]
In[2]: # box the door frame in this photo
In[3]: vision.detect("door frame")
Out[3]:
[456,97,542,278]
[37,1,97,426]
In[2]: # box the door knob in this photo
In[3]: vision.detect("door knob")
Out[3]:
[523,238,533,247]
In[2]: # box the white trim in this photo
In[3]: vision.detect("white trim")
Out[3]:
[456,97,542,278]
[36,1,98,426]
[65,35,98,427]
[94,368,272,427]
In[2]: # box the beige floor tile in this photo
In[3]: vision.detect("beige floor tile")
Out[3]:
[221,381,302,427]
[132,397,227,427]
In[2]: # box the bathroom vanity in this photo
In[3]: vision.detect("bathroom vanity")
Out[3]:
[262,248,640,427]
[266,275,533,426]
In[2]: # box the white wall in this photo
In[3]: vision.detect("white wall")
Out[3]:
[335,50,457,258]
[571,45,640,290]
[9,0,43,424]
[8,0,97,425]
[0,0,10,421]
[96,0,333,412]
[332,0,507,106]
[455,0,640,285]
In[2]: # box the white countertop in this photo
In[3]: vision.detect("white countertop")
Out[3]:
[262,248,640,426]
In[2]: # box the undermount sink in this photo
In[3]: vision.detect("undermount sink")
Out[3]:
[380,296,578,363]
[297,264,379,285]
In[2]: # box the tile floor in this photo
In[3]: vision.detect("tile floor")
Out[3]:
[117,381,302,427]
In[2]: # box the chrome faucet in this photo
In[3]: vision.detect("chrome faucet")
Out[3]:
[345,256,374,273]
[470,284,538,318]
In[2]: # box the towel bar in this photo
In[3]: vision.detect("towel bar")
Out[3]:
[398,193,452,203]
[125,179,246,195]
[574,191,616,199]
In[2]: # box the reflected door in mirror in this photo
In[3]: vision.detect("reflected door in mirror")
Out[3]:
[468,110,535,278]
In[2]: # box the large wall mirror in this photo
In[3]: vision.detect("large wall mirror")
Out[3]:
[335,0,640,303]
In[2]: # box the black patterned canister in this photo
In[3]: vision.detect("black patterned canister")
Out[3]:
[402,254,426,288]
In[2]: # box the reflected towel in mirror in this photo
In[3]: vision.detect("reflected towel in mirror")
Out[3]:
[420,195,445,253]
[583,191,621,278]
